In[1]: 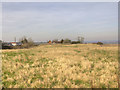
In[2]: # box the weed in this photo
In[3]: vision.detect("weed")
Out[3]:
[74,80,84,85]
[74,50,81,53]
[2,44,118,88]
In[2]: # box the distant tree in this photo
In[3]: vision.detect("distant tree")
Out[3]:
[63,38,71,43]
[52,39,58,43]
[0,40,2,49]
[71,41,77,44]
[20,37,28,44]
[78,36,80,42]
[60,39,64,44]
[97,42,103,45]
[77,36,84,44]
[71,36,84,44]
[27,38,34,46]
[19,36,35,48]
[0,40,2,43]
[80,37,84,44]
[71,41,79,44]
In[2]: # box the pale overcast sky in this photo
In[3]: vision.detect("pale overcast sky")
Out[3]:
[2,2,118,42]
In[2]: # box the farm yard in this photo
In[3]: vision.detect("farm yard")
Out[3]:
[1,44,118,88]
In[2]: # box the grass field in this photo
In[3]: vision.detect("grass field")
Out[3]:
[1,44,118,88]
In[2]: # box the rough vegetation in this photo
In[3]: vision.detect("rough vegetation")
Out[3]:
[2,44,118,88]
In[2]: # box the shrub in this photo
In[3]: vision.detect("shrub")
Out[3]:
[20,38,28,44]
[97,42,103,45]
[52,39,58,43]
[20,37,35,48]
[71,41,81,44]
[63,38,71,43]
[60,39,64,44]
[2,43,13,49]
[0,40,2,49]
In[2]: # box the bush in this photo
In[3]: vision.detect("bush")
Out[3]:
[20,37,35,48]
[52,39,58,43]
[2,46,13,49]
[20,38,28,44]
[0,40,2,49]
[2,43,13,49]
[60,39,64,44]
[63,38,71,43]
[71,41,81,44]
[97,42,103,45]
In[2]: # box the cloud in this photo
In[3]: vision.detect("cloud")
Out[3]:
[2,2,118,41]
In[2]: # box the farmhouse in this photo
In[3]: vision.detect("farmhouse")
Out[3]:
[11,42,17,46]
[10,42,22,46]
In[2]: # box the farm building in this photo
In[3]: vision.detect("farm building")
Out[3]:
[10,42,22,46]
[11,42,17,46]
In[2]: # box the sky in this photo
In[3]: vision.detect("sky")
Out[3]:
[2,2,118,42]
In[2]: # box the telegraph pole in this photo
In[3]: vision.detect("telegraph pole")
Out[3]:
[78,36,80,41]
[14,37,16,42]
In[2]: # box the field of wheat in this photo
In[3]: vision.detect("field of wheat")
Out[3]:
[1,44,118,88]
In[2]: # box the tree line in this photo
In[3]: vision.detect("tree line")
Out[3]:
[1,37,35,49]
[1,36,104,49]
[49,37,84,44]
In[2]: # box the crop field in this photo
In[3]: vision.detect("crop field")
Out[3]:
[1,44,119,88]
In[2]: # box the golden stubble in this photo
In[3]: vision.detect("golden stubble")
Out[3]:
[2,44,118,88]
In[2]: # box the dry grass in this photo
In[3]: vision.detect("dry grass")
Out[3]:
[2,44,118,88]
